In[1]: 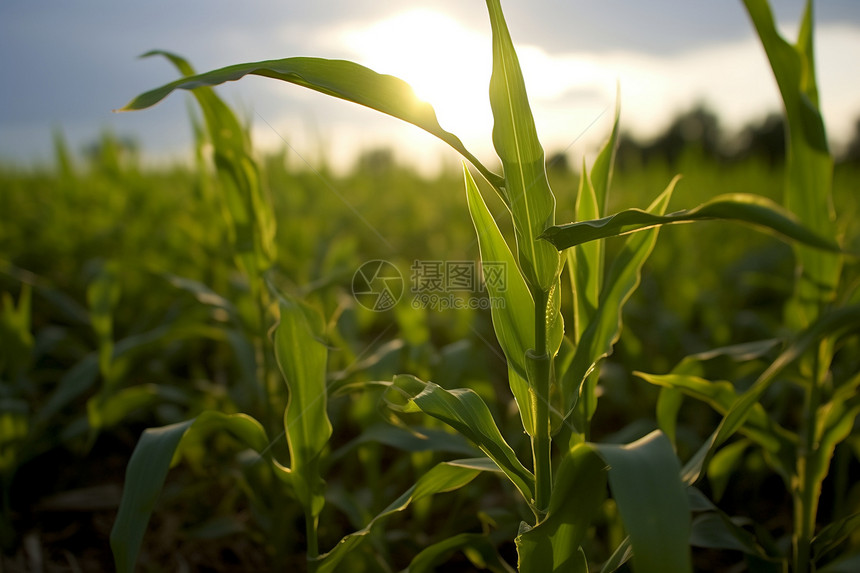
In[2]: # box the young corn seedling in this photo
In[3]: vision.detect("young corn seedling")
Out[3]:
[112,0,842,570]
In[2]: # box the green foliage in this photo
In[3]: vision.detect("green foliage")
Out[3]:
[1,0,857,571]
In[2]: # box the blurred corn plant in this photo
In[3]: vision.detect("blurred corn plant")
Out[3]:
[635,2,860,572]
[111,0,842,571]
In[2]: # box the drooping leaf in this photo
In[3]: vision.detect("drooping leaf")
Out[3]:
[110,412,279,573]
[118,54,502,192]
[516,444,607,572]
[385,374,535,503]
[486,0,560,291]
[543,193,840,253]
[592,431,692,573]
[316,458,496,573]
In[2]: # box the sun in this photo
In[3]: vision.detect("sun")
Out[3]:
[341,9,494,144]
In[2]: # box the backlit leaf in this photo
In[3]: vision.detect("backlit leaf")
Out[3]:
[486,0,560,291]
[119,55,502,192]
[543,193,840,253]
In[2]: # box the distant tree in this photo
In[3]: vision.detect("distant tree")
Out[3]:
[356,147,396,176]
[645,105,722,166]
[615,132,644,172]
[615,105,723,170]
[731,113,786,167]
[545,150,570,173]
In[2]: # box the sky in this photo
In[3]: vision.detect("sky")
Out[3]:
[2,0,859,173]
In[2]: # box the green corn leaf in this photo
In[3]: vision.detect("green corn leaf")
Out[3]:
[87,261,121,383]
[706,439,751,503]
[590,96,621,216]
[743,0,841,328]
[812,512,860,563]
[464,166,564,434]
[650,339,780,449]
[592,431,692,573]
[636,373,796,463]
[110,412,279,573]
[35,323,176,429]
[274,295,331,516]
[118,54,502,192]
[385,374,535,503]
[543,193,841,253]
[569,160,601,344]
[316,458,495,573]
[87,383,188,434]
[516,443,607,572]
[145,51,276,280]
[561,178,678,423]
[464,165,535,434]
[406,532,517,573]
[568,99,620,342]
[656,387,684,448]
[486,0,560,292]
[0,285,34,381]
[681,305,860,485]
[600,537,633,573]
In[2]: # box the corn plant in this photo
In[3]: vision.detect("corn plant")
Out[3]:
[111,0,842,571]
[634,2,860,572]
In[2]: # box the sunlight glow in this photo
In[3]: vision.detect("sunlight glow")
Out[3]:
[341,9,493,144]
[338,8,618,167]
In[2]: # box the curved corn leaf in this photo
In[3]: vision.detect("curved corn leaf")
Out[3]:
[110,412,280,573]
[813,513,860,564]
[118,54,503,192]
[385,374,535,503]
[743,0,841,327]
[542,193,840,253]
[486,0,560,291]
[516,444,607,572]
[682,305,860,485]
[635,372,796,470]
[406,532,516,573]
[274,295,331,516]
[592,431,692,573]
[650,339,780,449]
[562,178,678,423]
[316,458,495,573]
